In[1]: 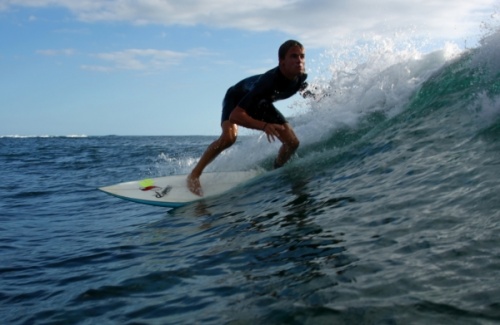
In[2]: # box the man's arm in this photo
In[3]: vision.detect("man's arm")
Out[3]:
[229,107,283,142]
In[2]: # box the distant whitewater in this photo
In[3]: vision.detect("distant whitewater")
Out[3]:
[0,134,88,138]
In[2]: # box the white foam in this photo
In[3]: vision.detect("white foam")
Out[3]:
[293,36,462,147]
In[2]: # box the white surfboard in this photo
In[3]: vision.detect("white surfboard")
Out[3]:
[99,170,261,208]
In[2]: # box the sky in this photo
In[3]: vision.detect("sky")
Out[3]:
[0,0,498,136]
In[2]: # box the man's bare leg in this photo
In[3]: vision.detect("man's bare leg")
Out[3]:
[187,121,238,196]
[274,123,300,168]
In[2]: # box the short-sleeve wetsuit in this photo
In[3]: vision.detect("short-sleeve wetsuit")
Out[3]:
[221,66,308,124]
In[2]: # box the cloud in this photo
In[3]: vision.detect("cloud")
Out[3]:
[4,0,498,47]
[81,48,189,72]
[36,48,76,56]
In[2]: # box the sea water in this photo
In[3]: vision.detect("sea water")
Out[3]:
[1,30,500,324]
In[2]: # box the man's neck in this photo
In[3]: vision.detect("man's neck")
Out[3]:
[278,66,299,81]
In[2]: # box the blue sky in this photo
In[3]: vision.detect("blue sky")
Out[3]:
[0,0,497,136]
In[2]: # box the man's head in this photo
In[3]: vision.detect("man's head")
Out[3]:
[278,40,305,80]
[278,40,303,60]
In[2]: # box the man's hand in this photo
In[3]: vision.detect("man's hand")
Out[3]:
[263,123,284,142]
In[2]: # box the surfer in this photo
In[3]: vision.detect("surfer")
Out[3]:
[187,40,312,196]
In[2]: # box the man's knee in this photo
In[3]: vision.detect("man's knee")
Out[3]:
[288,137,300,150]
[218,122,238,149]
[284,136,299,152]
[219,133,237,149]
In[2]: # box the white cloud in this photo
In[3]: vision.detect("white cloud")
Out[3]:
[36,48,76,56]
[82,48,188,72]
[3,0,498,47]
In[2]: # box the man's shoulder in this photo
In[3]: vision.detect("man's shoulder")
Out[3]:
[255,66,281,87]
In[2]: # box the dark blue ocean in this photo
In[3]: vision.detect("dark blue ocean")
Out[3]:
[2,31,500,324]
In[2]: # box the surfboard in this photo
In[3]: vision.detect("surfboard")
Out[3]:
[98,170,261,208]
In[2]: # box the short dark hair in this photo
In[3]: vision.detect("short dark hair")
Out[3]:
[278,40,304,60]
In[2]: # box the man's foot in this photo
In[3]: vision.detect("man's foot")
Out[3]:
[187,174,203,196]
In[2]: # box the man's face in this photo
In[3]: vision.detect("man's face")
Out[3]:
[280,46,305,79]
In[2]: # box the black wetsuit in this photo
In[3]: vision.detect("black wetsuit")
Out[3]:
[221,66,308,124]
